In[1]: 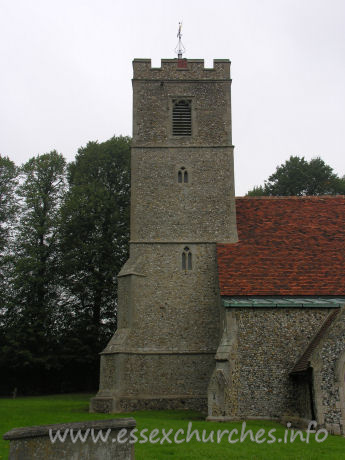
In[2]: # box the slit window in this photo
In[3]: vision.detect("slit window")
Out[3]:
[178,167,188,184]
[182,247,192,270]
[173,100,192,136]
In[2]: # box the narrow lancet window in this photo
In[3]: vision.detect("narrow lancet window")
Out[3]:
[182,247,192,271]
[188,251,192,270]
[182,252,186,270]
[178,167,188,184]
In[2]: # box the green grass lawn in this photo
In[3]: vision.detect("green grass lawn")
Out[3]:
[0,394,345,459]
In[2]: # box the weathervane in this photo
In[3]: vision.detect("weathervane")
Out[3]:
[175,22,185,59]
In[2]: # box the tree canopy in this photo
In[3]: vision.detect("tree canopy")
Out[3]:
[1,151,67,393]
[0,155,18,251]
[0,136,131,395]
[247,156,345,196]
[59,136,130,389]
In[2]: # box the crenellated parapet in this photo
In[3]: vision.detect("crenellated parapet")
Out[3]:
[133,58,231,80]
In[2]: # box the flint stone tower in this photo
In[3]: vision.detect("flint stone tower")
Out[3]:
[90,58,237,413]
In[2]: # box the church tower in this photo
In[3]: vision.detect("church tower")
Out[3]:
[90,57,237,413]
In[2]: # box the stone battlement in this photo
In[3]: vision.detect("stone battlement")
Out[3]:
[133,58,231,80]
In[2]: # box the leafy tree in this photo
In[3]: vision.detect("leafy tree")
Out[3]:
[0,137,131,395]
[247,156,345,196]
[246,185,266,197]
[1,151,67,394]
[0,155,18,251]
[0,155,18,323]
[59,136,130,388]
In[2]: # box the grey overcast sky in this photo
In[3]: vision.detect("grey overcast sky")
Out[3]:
[0,0,344,195]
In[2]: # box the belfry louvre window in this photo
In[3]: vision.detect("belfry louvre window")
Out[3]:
[172,100,192,136]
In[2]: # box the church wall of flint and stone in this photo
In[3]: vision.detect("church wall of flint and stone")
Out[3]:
[209,308,330,418]
[90,58,345,435]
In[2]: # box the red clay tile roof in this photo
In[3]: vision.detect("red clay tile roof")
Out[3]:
[217,196,345,296]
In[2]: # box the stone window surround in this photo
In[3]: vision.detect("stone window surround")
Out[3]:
[175,163,192,186]
[177,166,189,184]
[180,245,194,272]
